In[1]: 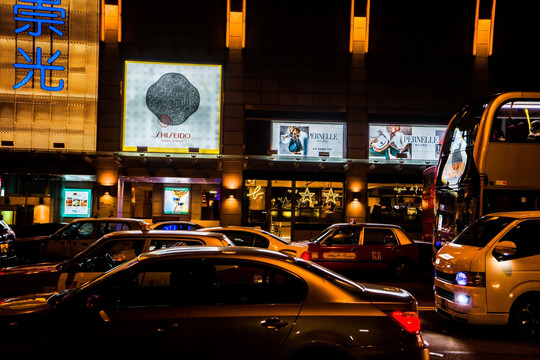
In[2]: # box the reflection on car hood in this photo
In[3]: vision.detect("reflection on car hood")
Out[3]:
[435,242,481,273]
[0,262,60,275]
[0,292,54,315]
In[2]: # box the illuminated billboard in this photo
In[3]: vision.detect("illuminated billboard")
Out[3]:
[368,124,447,161]
[0,0,99,151]
[271,121,345,157]
[62,189,92,218]
[123,61,222,154]
[163,187,190,215]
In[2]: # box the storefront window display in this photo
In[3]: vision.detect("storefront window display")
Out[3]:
[367,183,423,239]
[244,179,345,241]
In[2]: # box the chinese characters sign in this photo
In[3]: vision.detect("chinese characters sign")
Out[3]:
[0,0,99,151]
[13,0,66,91]
[123,61,222,154]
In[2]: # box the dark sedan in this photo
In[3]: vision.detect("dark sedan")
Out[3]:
[0,247,429,360]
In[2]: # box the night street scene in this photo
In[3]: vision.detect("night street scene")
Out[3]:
[1,0,540,359]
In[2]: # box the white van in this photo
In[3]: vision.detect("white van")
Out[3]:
[434,211,540,339]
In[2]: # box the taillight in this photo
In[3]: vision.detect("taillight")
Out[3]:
[390,311,421,334]
[300,251,311,261]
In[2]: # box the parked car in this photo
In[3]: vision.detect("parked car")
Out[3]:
[199,226,308,257]
[152,220,202,231]
[18,217,149,262]
[0,219,17,267]
[300,222,420,280]
[14,222,67,263]
[0,229,234,298]
[0,246,429,360]
[434,211,540,339]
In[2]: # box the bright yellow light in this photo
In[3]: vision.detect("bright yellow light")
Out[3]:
[473,0,496,56]
[226,0,246,49]
[349,0,370,54]
[101,0,122,43]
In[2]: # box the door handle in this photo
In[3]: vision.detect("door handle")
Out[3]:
[157,323,180,332]
[261,317,288,330]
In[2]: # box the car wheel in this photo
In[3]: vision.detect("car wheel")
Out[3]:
[510,296,540,340]
[390,258,415,281]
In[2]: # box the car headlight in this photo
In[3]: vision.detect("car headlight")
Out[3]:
[455,271,485,287]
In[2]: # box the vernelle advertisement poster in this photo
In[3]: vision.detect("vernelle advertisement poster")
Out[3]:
[271,122,345,157]
[163,187,190,215]
[368,124,447,161]
[62,189,91,218]
[123,61,222,154]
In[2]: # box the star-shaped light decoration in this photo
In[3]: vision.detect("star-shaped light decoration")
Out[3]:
[279,196,290,207]
[323,188,341,204]
[299,187,315,204]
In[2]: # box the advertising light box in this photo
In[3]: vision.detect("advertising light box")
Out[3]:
[62,189,92,218]
[163,187,190,215]
[271,122,345,157]
[123,61,222,154]
[368,124,447,161]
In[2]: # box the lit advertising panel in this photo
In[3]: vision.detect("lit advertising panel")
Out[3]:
[368,124,447,161]
[163,187,190,214]
[271,122,345,157]
[62,189,92,218]
[123,61,222,154]
[0,0,99,151]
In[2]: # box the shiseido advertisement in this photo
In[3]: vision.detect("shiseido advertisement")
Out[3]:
[368,124,447,161]
[163,187,190,214]
[271,122,345,157]
[62,189,91,217]
[123,61,222,153]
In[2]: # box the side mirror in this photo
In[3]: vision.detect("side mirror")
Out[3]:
[494,240,517,257]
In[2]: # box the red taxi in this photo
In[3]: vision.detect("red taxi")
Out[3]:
[300,222,420,280]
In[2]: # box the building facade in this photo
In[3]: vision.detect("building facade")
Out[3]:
[1,0,540,241]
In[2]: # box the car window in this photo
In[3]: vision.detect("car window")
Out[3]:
[497,219,540,260]
[325,227,359,246]
[76,240,146,272]
[221,231,253,246]
[149,239,204,250]
[253,234,269,248]
[363,228,397,245]
[453,216,514,248]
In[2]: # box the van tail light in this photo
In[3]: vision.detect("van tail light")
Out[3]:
[390,311,421,334]
[300,251,311,261]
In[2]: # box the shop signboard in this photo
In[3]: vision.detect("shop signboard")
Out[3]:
[123,61,222,154]
[368,124,447,161]
[163,187,190,215]
[271,122,345,157]
[62,189,92,218]
[0,0,99,151]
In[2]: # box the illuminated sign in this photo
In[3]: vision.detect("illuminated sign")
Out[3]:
[163,187,190,214]
[123,61,222,154]
[62,189,92,217]
[271,122,345,157]
[441,128,467,187]
[368,124,447,161]
[1,0,99,151]
[13,0,66,91]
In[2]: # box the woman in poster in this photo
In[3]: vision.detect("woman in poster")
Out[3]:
[370,126,411,159]
[281,126,308,155]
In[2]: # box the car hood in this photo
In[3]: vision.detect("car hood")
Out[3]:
[0,262,60,275]
[434,242,483,273]
[360,282,416,306]
[0,292,54,316]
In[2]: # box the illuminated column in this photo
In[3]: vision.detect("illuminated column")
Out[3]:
[101,0,122,43]
[221,160,243,226]
[473,0,496,56]
[226,0,246,49]
[349,0,370,54]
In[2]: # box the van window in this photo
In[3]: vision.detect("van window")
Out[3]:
[452,216,514,248]
[497,219,540,260]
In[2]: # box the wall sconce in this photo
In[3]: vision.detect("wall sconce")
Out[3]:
[349,0,370,54]
[224,188,238,199]
[100,0,122,43]
[226,0,246,49]
[473,0,496,56]
[103,186,111,196]
[348,190,362,202]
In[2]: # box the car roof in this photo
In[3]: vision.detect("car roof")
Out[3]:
[68,217,148,223]
[102,229,230,240]
[140,245,290,261]
[199,226,263,232]
[326,222,405,229]
[482,211,540,219]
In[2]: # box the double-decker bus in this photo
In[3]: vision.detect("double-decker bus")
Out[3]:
[433,92,540,255]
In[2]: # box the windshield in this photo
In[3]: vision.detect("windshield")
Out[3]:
[313,225,337,243]
[452,216,514,248]
[259,229,291,245]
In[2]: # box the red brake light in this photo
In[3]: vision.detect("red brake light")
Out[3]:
[300,251,311,261]
[390,311,421,333]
